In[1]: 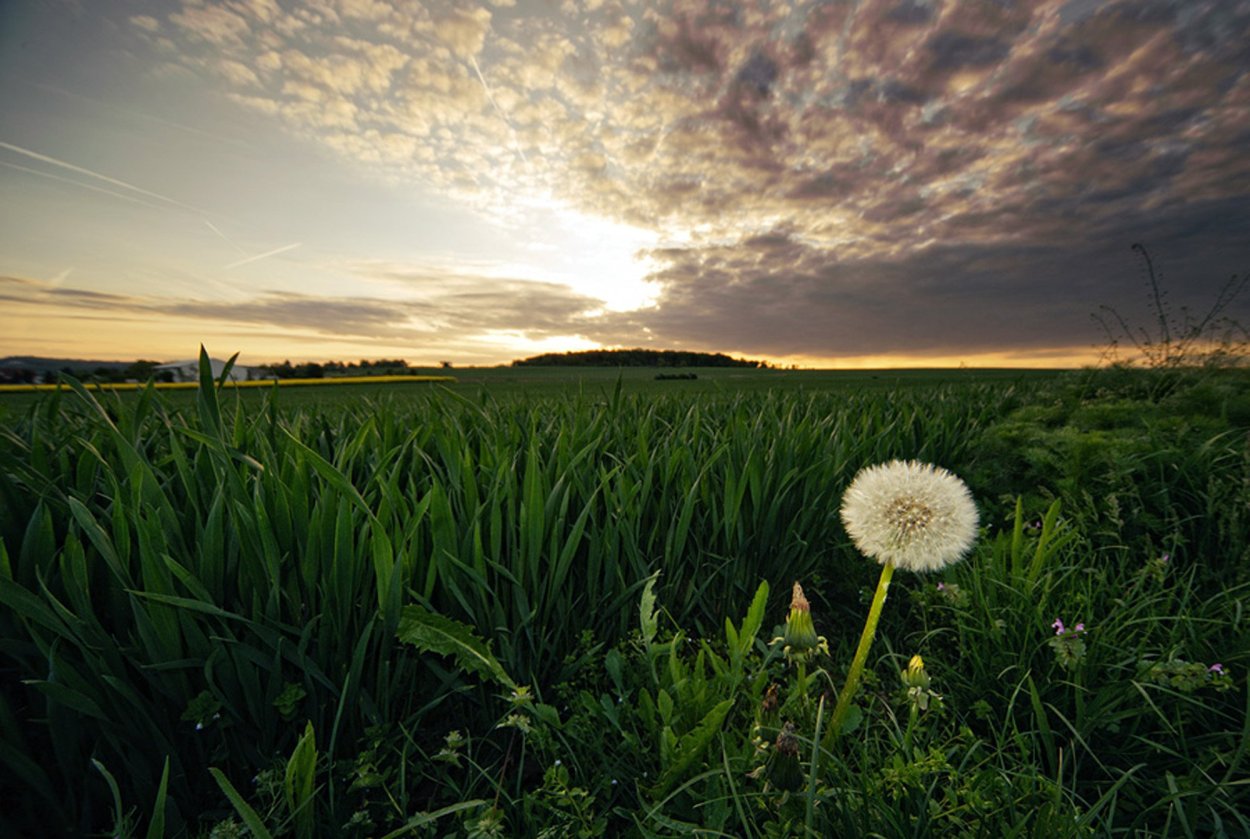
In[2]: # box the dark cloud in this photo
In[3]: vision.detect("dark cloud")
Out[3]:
[924,32,1012,70]
[161,296,403,335]
[583,195,1250,360]
[885,1,933,26]
[733,52,778,98]
[48,287,138,306]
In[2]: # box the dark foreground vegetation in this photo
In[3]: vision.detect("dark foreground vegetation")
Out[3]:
[1,363,1247,837]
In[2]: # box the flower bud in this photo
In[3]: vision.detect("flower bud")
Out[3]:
[783,582,820,654]
[900,654,930,691]
[766,721,803,791]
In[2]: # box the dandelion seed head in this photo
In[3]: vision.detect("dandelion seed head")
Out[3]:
[840,460,978,572]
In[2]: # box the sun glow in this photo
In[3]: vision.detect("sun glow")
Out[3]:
[512,196,662,312]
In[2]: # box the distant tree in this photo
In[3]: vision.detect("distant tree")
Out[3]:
[0,367,36,384]
[268,360,296,379]
[123,360,160,381]
[512,348,764,368]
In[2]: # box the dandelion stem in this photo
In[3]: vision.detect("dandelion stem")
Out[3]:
[829,561,895,737]
[903,703,919,755]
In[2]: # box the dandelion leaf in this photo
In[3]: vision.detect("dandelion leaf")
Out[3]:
[650,698,734,798]
[640,571,660,646]
[397,604,516,690]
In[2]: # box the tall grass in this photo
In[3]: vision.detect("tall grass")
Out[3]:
[0,368,1005,835]
[0,364,1246,835]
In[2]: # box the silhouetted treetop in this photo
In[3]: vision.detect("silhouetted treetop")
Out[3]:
[512,349,767,368]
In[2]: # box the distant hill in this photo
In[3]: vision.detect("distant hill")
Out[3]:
[512,349,767,368]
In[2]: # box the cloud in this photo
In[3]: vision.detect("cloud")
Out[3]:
[0,269,606,346]
[582,194,1250,360]
[168,4,252,46]
[433,7,493,58]
[105,0,1250,361]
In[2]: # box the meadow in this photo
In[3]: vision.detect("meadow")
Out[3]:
[0,362,1247,837]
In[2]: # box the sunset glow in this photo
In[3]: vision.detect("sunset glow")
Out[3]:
[2,0,1247,367]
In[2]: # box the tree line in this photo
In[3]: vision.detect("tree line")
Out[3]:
[512,349,768,368]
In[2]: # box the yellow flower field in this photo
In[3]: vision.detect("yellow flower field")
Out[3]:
[0,375,455,393]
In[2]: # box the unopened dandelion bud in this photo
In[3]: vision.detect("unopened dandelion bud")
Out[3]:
[766,721,804,791]
[900,654,930,691]
[783,582,820,654]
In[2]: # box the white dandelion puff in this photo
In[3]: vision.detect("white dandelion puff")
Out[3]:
[840,460,978,572]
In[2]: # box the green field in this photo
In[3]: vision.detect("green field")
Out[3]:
[1,364,1247,837]
[0,365,1067,415]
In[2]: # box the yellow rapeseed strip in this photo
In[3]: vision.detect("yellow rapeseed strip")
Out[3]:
[0,375,456,393]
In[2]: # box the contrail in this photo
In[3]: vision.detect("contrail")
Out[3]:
[205,220,249,255]
[470,55,529,165]
[0,159,171,211]
[0,140,204,212]
[224,242,302,270]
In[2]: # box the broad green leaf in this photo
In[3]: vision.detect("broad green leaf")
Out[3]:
[737,580,770,658]
[144,756,170,839]
[280,428,374,519]
[284,722,317,839]
[377,801,490,839]
[23,679,107,720]
[640,571,660,646]
[196,346,223,438]
[92,759,126,835]
[650,698,734,798]
[67,497,127,585]
[397,605,516,690]
[210,768,275,839]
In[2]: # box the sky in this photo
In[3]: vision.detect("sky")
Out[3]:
[1,0,1248,368]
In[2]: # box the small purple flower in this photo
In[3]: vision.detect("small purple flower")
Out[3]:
[1052,618,1087,636]
[936,582,946,591]
[1161,553,1170,564]
[1209,663,1224,674]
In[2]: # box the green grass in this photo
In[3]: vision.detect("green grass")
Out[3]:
[0,364,1245,836]
[0,365,1066,415]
